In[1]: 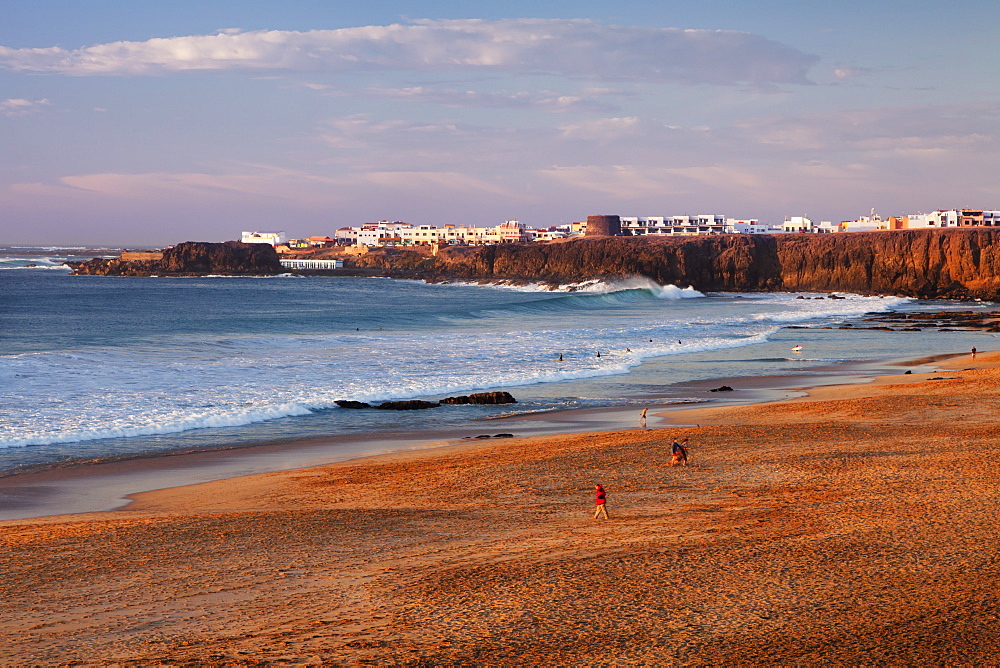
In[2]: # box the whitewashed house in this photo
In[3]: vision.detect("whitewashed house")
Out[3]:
[241,231,286,246]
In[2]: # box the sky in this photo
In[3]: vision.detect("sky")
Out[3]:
[1,1,998,246]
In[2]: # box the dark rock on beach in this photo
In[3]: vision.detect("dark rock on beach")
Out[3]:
[375,400,441,410]
[709,386,734,392]
[440,392,517,405]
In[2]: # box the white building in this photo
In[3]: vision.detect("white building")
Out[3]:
[728,219,784,234]
[356,219,528,246]
[841,210,889,232]
[355,221,412,247]
[530,228,570,242]
[400,224,444,245]
[900,213,936,229]
[620,215,728,236]
[461,220,528,244]
[335,227,358,244]
[241,231,286,246]
[901,209,1000,229]
[779,216,837,233]
[279,258,344,270]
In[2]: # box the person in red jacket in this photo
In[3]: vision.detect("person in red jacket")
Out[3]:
[594,483,609,520]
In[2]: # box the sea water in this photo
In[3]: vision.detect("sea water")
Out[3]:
[1,246,995,472]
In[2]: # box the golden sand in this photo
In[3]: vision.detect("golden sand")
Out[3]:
[2,351,999,665]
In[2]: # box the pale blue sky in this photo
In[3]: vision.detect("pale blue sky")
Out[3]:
[1,1,998,245]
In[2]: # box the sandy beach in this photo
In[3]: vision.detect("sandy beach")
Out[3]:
[3,349,1000,665]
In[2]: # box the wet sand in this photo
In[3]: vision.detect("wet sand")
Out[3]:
[0,354,927,522]
[2,349,999,664]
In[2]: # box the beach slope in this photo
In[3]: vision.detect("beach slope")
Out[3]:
[2,352,1000,664]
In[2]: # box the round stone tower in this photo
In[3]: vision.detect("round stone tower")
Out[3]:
[585,215,622,237]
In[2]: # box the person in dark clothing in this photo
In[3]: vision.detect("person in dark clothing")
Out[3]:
[593,483,609,519]
[670,438,688,466]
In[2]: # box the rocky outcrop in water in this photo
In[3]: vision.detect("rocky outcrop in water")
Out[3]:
[374,400,441,410]
[353,229,1000,300]
[336,392,518,411]
[440,392,517,405]
[69,241,283,276]
[335,400,373,409]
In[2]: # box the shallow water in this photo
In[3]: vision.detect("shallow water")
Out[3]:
[1,247,995,472]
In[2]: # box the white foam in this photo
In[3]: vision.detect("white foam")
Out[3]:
[0,283,917,450]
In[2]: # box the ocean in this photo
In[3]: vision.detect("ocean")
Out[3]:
[1,246,994,474]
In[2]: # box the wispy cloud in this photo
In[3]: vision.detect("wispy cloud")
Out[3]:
[832,67,868,81]
[733,102,1000,156]
[0,19,818,86]
[364,86,619,113]
[557,116,645,140]
[537,164,765,200]
[1,97,50,116]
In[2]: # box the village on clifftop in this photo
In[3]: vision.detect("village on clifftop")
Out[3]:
[245,207,1000,256]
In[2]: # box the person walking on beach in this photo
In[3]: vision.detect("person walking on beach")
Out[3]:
[639,407,648,428]
[593,484,609,519]
[972,346,977,358]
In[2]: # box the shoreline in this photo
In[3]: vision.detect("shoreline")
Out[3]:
[0,349,960,522]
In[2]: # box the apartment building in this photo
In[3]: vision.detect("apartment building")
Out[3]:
[620,215,728,236]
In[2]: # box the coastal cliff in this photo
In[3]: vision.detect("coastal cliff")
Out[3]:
[67,230,1000,299]
[346,228,1000,300]
[70,241,283,276]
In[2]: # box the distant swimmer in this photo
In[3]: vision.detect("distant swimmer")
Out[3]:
[791,345,803,352]
[678,340,682,345]
[625,348,632,353]
[597,351,601,358]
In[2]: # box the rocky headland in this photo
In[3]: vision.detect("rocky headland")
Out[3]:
[69,241,283,277]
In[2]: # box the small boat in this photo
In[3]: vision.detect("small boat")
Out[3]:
[791,345,803,352]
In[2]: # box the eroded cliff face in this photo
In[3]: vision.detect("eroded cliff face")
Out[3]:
[366,229,1000,300]
[772,230,1000,298]
[67,230,1000,299]
[70,241,283,276]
